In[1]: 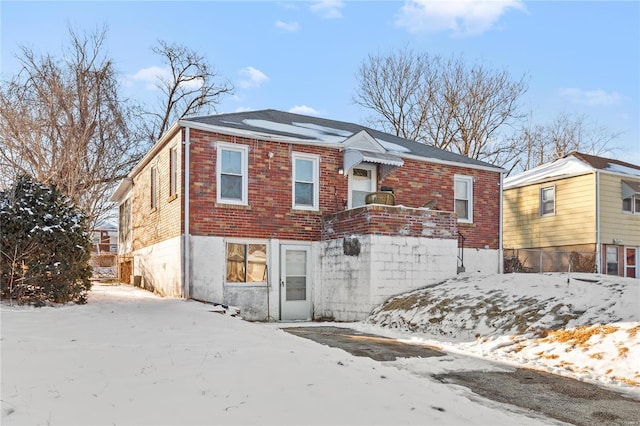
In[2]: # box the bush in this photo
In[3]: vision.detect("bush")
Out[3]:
[1,175,92,305]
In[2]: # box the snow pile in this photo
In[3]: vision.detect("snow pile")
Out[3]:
[361,272,640,392]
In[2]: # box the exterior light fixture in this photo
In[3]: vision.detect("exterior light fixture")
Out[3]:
[338,167,344,175]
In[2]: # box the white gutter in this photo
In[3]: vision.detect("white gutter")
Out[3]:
[183,126,191,299]
[499,171,504,274]
[595,170,601,274]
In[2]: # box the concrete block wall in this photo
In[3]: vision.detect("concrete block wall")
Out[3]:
[315,236,372,321]
[133,236,182,297]
[317,234,458,321]
[189,236,225,303]
[460,248,501,274]
[369,235,457,305]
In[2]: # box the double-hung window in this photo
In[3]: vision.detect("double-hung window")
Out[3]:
[540,186,555,216]
[292,153,319,210]
[226,242,267,283]
[217,142,248,205]
[454,175,473,223]
[169,146,178,197]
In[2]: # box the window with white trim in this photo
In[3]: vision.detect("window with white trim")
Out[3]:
[540,186,555,216]
[622,196,640,213]
[217,143,248,205]
[292,153,319,210]
[454,175,473,222]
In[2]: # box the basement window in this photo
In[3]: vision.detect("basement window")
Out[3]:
[226,242,267,283]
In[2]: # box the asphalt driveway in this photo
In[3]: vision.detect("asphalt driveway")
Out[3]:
[283,326,640,426]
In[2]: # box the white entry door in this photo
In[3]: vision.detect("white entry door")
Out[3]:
[348,164,377,208]
[280,245,311,320]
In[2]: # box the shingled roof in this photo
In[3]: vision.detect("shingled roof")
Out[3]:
[182,109,503,171]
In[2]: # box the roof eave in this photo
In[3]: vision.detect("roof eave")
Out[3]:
[504,170,595,190]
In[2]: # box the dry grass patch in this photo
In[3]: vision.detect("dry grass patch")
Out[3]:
[544,324,619,348]
[627,324,640,338]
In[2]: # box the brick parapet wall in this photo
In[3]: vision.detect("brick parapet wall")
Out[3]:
[321,205,458,241]
[379,158,501,249]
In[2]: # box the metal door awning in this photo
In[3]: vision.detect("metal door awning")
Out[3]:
[343,149,404,176]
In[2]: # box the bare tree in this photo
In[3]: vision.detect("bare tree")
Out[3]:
[353,47,529,166]
[145,40,234,143]
[0,25,148,224]
[509,111,621,174]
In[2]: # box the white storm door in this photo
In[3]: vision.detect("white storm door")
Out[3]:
[280,245,311,320]
[348,164,377,208]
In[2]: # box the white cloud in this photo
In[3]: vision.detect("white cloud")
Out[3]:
[275,20,300,32]
[558,88,625,107]
[128,66,169,90]
[238,66,269,89]
[128,65,203,90]
[395,0,525,37]
[309,0,344,19]
[288,105,320,116]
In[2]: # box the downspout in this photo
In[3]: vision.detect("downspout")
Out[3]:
[595,170,601,274]
[499,172,504,274]
[183,126,191,298]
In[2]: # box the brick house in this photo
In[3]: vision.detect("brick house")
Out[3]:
[110,110,504,321]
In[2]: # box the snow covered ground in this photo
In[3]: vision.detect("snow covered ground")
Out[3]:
[1,272,638,425]
[359,272,639,398]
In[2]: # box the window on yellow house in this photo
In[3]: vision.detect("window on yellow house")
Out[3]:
[226,243,267,283]
[540,186,555,216]
[622,180,640,214]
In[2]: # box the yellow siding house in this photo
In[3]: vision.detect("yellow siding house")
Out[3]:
[503,152,640,278]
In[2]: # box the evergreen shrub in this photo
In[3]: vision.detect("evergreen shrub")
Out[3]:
[0,175,92,305]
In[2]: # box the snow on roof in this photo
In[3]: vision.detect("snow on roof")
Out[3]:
[504,152,640,188]
[183,109,502,171]
[376,139,411,153]
[504,156,593,188]
[240,119,350,144]
[606,162,640,177]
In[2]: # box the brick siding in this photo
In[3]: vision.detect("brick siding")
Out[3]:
[133,127,501,250]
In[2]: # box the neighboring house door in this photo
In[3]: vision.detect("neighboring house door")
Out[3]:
[625,247,637,278]
[280,245,311,320]
[348,164,377,208]
[605,246,619,275]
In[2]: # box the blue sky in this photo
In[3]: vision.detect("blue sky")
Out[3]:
[2,1,639,164]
